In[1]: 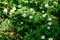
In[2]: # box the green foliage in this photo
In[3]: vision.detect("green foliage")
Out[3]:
[0,0,59,40]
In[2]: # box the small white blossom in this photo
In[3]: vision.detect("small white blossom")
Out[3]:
[12,7,16,11]
[41,35,45,39]
[20,37,23,39]
[10,32,14,35]
[18,5,22,8]
[48,37,53,40]
[42,14,47,18]
[48,17,52,21]
[24,1,28,3]
[35,2,38,4]
[30,8,34,12]
[53,1,58,5]
[48,22,52,25]
[47,26,50,30]
[21,22,24,24]
[33,11,35,14]
[10,9,14,13]
[3,8,8,13]
[45,3,48,8]
[9,7,16,14]
[39,7,43,9]
[22,13,26,17]
[24,11,27,13]
[29,16,33,19]
[42,10,45,13]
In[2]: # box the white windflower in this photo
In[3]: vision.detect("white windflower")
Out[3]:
[9,7,16,14]
[42,10,45,13]
[3,8,8,13]
[48,17,52,21]
[45,3,48,8]
[12,7,16,11]
[35,2,38,4]
[22,13,26,17]
[21,22,24,24]
[51,5,54,8]
[20,37,23,39]
[24,0,28,3]
[48,37,53,40]
[29,16,33,19]
[42,14,47,18]
[53,1,58,5]
[18,5,22,8]
[10,9,14,13]
[10,32,14,35]
[30,8,34,12]
[39,7,43,9]
[48,22,52,25]
[47,26,50,30]
[41,35,45,39]
[33,11,35,14]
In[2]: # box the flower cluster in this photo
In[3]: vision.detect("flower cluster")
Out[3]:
[0,0,59,40]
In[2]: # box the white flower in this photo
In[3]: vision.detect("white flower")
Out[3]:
[9,7,16,14]
[24,1,28,3]
[42,14,47,18]
[33,11,35,14]
[24,11,27,13]
[53,1,58,5]
[22,13,26,17]
[10,9,14,13]
[48,22,52,25]
[47,26,50,30]
[48,37,53,40]
[45,3,48,8]
[30,8,34,12]
[35,2,38,4]
[20,37,23,39]
[21,22,23,24]
[10,32,14,35]
[42,10,45,13]
[3,8,8,13]
[12,7,16,11]
[48,17,52,21]
[39,7,43,9]
[29,16,33,19]
[18,5,22,8]
[41,35,45,39]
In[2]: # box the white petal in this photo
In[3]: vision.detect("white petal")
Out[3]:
[47,26,50,30]
[30,8,34,12]
[3,8,8,13]
[48,22,52,25]
[21,22,24,24]
[29,16,33,19]
[22,13,26,17]
[42,14,47,18]
[48,17,52,21]
[45,3,48,8]
[41,35,45,39]
[48,37,53,40]
[18,5,22,8]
